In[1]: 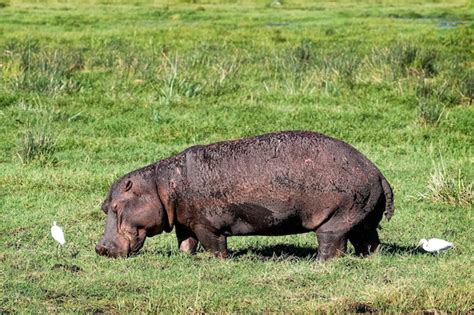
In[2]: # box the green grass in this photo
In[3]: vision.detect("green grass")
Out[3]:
[1,0,473,312]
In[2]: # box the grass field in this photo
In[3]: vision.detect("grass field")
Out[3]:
[0,0,473,312]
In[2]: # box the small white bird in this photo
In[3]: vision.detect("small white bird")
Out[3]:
[270,0,281,7]
[51,221,65,246]
[418,238,454,253]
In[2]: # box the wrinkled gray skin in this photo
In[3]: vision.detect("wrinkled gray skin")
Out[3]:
[96,131,394,260]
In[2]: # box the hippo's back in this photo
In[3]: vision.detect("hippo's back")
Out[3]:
[181,131,382,199]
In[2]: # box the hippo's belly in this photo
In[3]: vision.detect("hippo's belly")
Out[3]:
[218,202,312,236]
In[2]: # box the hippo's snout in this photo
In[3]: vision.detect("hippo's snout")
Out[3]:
[95,244,109,256]
[95,239,128,258]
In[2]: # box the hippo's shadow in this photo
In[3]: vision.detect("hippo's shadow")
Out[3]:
[231,242,422,260]
[148,242,422,260]
[231,244,317,260]
[379,242,422,256]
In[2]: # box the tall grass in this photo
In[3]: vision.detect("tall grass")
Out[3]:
[5,40,84,95]
[424,160,473,205]
[156,54,203,105]
[14,98,60,164]
[18,127,56,164]
[417,97,445,125]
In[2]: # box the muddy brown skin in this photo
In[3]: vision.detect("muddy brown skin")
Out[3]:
[96,131,394,260]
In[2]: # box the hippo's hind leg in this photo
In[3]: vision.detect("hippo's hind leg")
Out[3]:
[348,228,380,256]
[176,223,199,255]
[312,210,350,260]
[348,199,384,256]
[315,231,348,261]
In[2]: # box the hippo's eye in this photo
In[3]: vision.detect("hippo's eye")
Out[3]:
[112,204,118,213]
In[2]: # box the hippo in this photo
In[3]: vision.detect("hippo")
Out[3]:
[96,131,394,260]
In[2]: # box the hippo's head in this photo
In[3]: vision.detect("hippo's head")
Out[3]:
[96,173,173,258]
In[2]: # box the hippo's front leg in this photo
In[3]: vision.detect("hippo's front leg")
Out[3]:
[176,223,198,255]
[193,224,228,258]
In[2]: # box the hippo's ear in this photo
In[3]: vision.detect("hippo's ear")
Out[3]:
[125,180,133,192]
[101,200,109,214]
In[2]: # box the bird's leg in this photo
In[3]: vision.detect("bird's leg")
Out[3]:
[55,244,63,259]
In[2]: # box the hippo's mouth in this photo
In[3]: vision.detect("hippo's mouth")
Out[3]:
[126,231,146,256]
[129,239,145,255]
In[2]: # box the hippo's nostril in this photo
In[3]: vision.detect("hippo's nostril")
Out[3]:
[95,245,108,256]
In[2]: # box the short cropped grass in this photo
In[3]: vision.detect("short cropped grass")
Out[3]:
[0,0,473,313]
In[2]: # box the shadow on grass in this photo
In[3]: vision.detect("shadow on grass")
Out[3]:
[232,244,317,260]
[147,242,423,260]
[232,242,423,260]
[380,242,421,256]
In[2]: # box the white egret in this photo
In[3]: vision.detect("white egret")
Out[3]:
[270,0,281,7]
[418,238,453,253]
[51,221,65,246]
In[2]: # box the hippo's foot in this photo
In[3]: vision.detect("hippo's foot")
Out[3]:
[179,237,199,255]
[315,231,348,261]
[349,228,381,256]
[176,223,199,255]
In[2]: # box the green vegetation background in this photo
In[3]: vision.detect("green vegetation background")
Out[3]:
[0,0,472,312]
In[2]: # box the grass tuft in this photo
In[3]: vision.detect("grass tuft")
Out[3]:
[417,98,445,125]
[293,39,314,64]
[423,160,473,206]
[18,127,57,165]
[8,41,84,95]
[388,43,419,77]
[156,54,202,105]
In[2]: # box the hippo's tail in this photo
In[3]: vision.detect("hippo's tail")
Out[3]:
[381,176,394,220]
